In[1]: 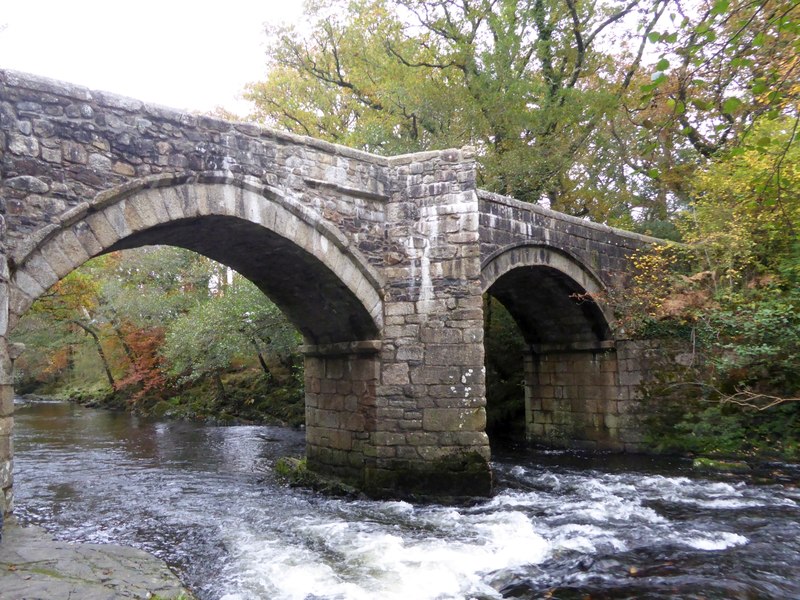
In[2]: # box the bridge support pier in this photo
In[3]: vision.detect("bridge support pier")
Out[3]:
[524,345,644,452]
[303,341,381,487]
[0,336,13,518]
[1,242,12,517]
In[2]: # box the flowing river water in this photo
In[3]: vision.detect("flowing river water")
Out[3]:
[10,399,800,599]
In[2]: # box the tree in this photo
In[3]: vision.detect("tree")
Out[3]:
[16,266,116,390]
[643,0,799,157]
[162,276,301,398]
[247,0,669,216]
[613,0,800,230]
[12,246,301,403]
[684,116,799,287]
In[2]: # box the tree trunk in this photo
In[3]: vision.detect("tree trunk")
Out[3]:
[250,339,272,380]
[212,371,226,401]
[71,320,115,388]
[105,321,135,363]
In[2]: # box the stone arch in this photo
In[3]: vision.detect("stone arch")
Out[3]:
[480,244,613,347]
[8,173,384,344]
[480,244,624,450]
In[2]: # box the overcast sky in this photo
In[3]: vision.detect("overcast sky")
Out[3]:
[0,1,303,115]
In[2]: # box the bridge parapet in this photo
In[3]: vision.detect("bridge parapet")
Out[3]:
[0,69,394,266]
[479,189,658,289]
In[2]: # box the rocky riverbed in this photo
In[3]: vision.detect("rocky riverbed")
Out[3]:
[0,518,191,599]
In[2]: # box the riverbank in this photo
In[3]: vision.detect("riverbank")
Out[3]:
[19,366,305,429]
[0,517,192,599]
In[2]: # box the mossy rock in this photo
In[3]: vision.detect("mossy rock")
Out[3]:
[149,400,174,418]
[692,457,751,472]
[274,456,361,497]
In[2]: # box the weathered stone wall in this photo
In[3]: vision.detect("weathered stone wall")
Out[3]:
[478,190,654,286]
[303,343,380,484]
[369,149,490,498]
[0,70,391,265]
[524,349,642,451]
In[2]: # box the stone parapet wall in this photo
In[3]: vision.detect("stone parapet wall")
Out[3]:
[478,190,659,287]
[0,69,391,267]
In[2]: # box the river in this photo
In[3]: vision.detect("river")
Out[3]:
[10,399,800,599]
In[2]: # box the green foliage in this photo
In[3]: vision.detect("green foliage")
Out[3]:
[248,0,670,217]
[483,296,527,436]
[692,456,751,472]
[697,289,800,393]
[12,246,304,426]
[162,276,300,387]
[645,397,800,459]
[679,117,800,397]
[645,0,800,142]
[274,457,313,484]
[675,405,749,454]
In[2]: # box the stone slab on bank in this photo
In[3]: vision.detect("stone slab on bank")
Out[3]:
[0,519,191,599]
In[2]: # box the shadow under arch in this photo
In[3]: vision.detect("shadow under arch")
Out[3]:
[480,244,613,348]
[8,174,384,345]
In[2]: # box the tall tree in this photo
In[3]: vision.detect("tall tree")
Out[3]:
[247,0,668,216]
[613,0,800,229]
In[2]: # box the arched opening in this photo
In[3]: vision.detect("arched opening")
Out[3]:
[482,246,622,450]
[12,246,307,426]
[106,215,378,344]
[7,180,385,488]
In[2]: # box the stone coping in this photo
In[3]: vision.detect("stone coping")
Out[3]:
[478,189,666,247]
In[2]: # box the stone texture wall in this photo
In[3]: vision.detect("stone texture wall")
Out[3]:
[369,149,491,498]
[478,190,656,286]
[524,349,640,451]
[520,341,695,452]
[303,343,380,484]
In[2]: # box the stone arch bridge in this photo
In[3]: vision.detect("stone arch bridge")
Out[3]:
[0,70,667,510]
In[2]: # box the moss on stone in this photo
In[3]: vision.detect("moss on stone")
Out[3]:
[692,457,751,472]
[364,451,492,503]
[275,456,361,497]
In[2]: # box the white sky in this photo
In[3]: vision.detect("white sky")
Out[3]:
[0,1,304,115]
